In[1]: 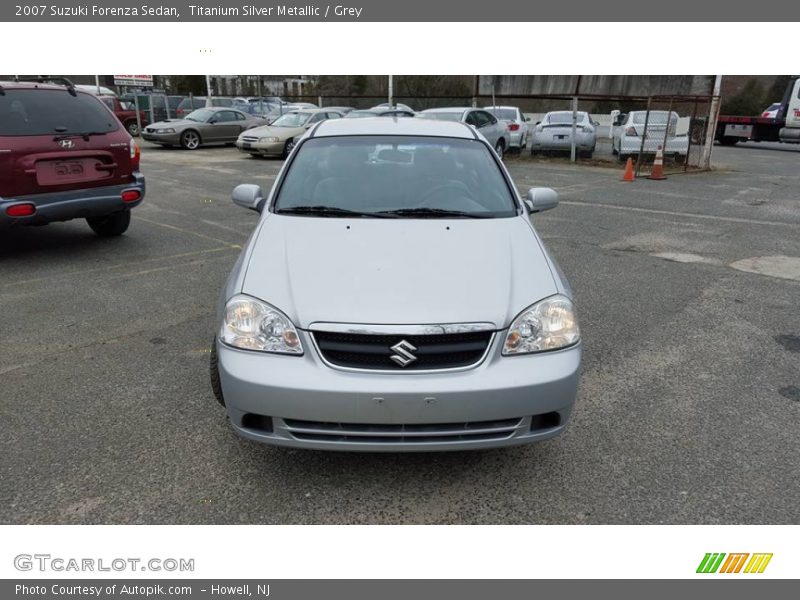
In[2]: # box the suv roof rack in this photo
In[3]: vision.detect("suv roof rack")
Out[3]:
[14,76,77,96]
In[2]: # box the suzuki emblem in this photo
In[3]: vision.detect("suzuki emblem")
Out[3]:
[390,340,418,367]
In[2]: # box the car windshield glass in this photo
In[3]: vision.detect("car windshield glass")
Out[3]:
[274,136,517,218]
[185,109,215,122]
[272,112,309,127]
[417,112,462,122]
[487,108,517,120]
[0,90,119,136]
[632,111,677,125]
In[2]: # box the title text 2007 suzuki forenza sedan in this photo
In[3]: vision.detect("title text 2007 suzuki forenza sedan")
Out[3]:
[211,117,581,451]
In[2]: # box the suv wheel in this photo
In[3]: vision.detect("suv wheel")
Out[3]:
[86,211,131,237]
[180,130,201,150]
[210,338,225,407]
[125,121,140,136]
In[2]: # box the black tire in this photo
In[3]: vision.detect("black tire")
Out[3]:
[210,339,225,407]
[180,129,201,150]
[282,138,296,159]
[86,211,130,237]
[125,120,140,136]
[495,139,505,160]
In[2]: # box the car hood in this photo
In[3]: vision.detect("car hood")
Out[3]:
[147,119,196,129]
[240,215,559,330]
[240,124,303,139]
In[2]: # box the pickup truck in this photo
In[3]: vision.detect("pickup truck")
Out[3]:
[97,95,148,137]
[716,76,800,145]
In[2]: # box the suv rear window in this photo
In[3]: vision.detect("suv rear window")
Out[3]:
[0,89,119,136]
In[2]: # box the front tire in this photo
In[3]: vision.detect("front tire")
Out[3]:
[282,138,296,158]
[86,211,131,237]
[210,339,225,407]
[180,129,201,150]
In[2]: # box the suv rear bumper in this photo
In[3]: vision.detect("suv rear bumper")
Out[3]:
[0,173,145,228]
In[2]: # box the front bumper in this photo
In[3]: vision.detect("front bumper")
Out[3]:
[0,173,145,228]
[217,331,581,452]
[235,139,285,156]
[142,131,183,145]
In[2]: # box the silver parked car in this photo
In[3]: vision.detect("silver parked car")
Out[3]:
[530,111,598,158]
[141,107,265,150]
[236,109,343,158]
[485,105,530,150]
[416,107,510,158]
[211,117,581,452]
[612,110,689,161]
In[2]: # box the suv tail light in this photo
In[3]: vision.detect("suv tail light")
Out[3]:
[121,190,141,202]
[508,123,520,131]
[130,139,140,170]
[6,203,36,217]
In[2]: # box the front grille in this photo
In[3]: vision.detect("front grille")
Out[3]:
[240,136,259,142]
[312,330,493,371]
[283,417,522,444]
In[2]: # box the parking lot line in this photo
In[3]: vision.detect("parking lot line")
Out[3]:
[0,245,237,289]
[134,215,244,247]
[560,200,800,229]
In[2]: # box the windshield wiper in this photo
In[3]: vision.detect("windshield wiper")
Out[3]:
[376,208,491,219]
[53,131,108,142]
[276,205,396,218]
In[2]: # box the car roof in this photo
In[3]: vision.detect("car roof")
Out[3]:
[484,105,519,110]
[312,116,476,139]
[420,107,472,113]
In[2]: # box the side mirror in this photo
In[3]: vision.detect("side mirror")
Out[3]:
[232,184,266,213]
[593,120,600,127]
[526,187,559,213]
[525,116,531,122]
[208,118,218,124]
[535,121,541,126]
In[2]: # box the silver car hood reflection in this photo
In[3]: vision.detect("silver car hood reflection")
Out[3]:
[240,214,558,329]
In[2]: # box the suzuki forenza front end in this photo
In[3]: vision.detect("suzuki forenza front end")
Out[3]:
[212,118,581,451]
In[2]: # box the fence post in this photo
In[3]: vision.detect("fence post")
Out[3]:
[133,95,142,136]
[701,75,723,170]
[636,97,652,175]
[570,96,578,162]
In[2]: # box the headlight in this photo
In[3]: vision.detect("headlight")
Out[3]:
[502,295,580,355]
[220,295,303,355]
[259,136,280,143]
[158,128,175,134]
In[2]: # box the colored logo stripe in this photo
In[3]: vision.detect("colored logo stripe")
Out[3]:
[744,553,773,573]
[697,553,772,574]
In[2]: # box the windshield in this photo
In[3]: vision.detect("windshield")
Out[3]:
[274,136,517,218]
[184,108,215,122]
[487,108,517,120]
[417,111,463,122]
[0,90,119,136]
[272,112,310,127]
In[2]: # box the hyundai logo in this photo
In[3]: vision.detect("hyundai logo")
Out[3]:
[58,139,75,149]
[390,340,418,367]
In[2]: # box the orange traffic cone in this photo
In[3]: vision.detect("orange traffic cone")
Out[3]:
[621,157,634,182]
[648,146,667,180]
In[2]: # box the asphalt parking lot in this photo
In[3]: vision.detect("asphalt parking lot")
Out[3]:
[1,140,798,525]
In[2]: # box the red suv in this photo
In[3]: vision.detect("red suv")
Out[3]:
[97,95,148,137]
[0,78,145,236]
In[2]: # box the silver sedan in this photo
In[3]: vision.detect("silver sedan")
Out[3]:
[416,107,510,159]
[530,111,598,158]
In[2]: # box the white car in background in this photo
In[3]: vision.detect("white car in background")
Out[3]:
[485,105,529,151]
[612,110,689,161]
[530,111,598,158]
[416,107,510,159]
